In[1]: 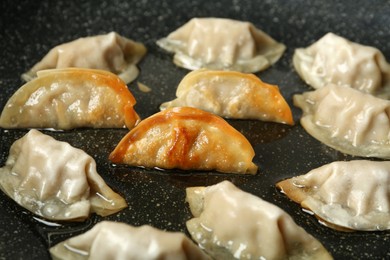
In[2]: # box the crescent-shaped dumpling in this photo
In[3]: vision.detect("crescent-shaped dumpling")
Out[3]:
[186,181,332,259]
[293,33,390,98]
[109,107,258,174]
[0,68,140,130]
[0,130,127,221]
[294,84,390,158]
[157,18,285,73]
[160,69,293,124]
[22,32,147,84]
[277,160,390,231]
[50,221,210,260]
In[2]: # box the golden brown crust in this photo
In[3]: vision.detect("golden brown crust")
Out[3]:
[162,69,294,125]
[109,107,257,174]
[0,68,140,129]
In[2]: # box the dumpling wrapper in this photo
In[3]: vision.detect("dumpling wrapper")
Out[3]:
[294,84,390,158]
[160,69,293,125]
[186,181,332,259]
[109,107,258,174]
[0,129,127,221]
[22,32,146,84]
[277,160,390,231]
[157,18,285,73]
[0,68,140,130]
[293,32,390,98]
[50,221,210,260]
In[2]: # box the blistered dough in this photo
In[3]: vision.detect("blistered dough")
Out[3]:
[293,33,390,98]
[22,32,146,84]
[277,160,390,231]
[109,107,258,174]
[160,69,293,125]
[294,84,390,158]
[0,68,140,130]
[157,18,285,72]
[50,221,210,260]
[0,130,127,221]
[186,181,332,259]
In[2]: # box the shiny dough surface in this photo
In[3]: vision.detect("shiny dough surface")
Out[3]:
[157,18,285,73]
[50,221,210,260]
[277,160,390,231]
[0,130,127,221]
[294,84,390,158]
[186,181,332,259]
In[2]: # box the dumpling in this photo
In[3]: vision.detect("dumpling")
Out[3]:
[186,181,332,259]
[0,68,140,130]
[160,69,294,125]
[294,84,390,158]
[293,33,390,98]
[157,18,285,73]
[109,107,258,174]
[276,160,390,231]
[50,221,210,260]
[22,32,147,84]
[0,129,127,221]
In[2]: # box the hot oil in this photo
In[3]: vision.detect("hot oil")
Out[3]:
[32,214,98,248]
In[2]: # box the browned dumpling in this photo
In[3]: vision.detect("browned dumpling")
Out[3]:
[109,107,258,174]
[157,18,285,73]
[160,69,294,125]
[22,32,146,84]
[0,68,140,130]
[186,181,332,259]
[50,221,210,260]
[0,130,127,221]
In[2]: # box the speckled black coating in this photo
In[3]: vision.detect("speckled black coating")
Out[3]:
[1,0,390,259]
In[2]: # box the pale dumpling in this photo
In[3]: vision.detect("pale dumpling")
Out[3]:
[294,84,390,159]
[109,107,258,174]
[0,68,140,130]
[293,33,390,98]
[50,221,210,260]
[277,160,390,231]
[0,130,127,221]
[22,32,147,84]
[186,181,332,259]
[157,18,285,73]
[160,69,294,125]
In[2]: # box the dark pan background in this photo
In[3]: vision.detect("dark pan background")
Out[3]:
[1,0,390,259]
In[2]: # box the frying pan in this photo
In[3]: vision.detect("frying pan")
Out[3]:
[1,0,390,258]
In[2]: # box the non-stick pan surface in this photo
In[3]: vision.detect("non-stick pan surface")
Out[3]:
[1,0,390,259]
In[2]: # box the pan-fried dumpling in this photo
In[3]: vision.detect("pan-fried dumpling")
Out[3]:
[0,68,140,130]
[22,32,146,84]
[293,33,390,98]
[157,18,285,73]
[0,130,127,221]
[186,181,332,259]
[277,160,390,231]
[109,107,257,174]
[294,84,390,158]
[50,221,210,260]
[160,69,294,125]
